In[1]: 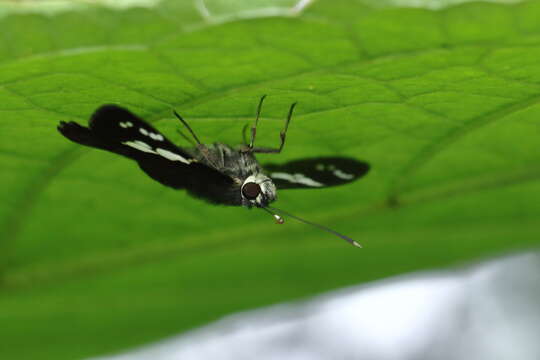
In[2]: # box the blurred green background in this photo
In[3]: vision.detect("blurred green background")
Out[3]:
[1,0,539,359]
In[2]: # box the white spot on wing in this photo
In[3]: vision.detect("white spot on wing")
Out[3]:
[271,172,323,187]
[156,148,192,164]
[119,121,133,128]
[312,163,354,180]
[122,141,195,165]
[122,140,155,153]
[333,169,354,180]
[150,133,164,141]
[137,128,164,141]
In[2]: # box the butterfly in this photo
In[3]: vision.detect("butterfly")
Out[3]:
[57,96,370,246]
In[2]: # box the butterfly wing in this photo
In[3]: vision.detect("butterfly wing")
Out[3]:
[58,105,233,191]
[264,157,369,189]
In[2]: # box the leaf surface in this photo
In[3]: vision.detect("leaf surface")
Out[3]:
[1,0,540,358]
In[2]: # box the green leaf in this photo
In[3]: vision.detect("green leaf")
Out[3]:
[1,0,540,358]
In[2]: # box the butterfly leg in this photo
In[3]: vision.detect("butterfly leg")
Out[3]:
[173,110,207,154]
[249,94,267,149]
[176,128,197,146]
[173,110,222,168]
[277,101,296,152]
[242,123,250,146]
[250,101,297,154]
[173,110,203,145]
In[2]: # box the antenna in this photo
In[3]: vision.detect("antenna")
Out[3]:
[266,206,361,248]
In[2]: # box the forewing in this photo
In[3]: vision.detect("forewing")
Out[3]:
[264,157,369,189]
[57,105,232,190]
[90,104,195,162]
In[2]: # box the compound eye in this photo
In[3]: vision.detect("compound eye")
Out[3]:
[242,182,261,200]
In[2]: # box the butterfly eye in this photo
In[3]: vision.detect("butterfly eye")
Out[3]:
[242,182,261,200]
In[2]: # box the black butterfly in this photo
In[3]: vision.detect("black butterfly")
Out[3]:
[57,96,370,246]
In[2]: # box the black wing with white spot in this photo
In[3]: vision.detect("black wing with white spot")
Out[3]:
[264,157,369,189]
[57,105,233,191]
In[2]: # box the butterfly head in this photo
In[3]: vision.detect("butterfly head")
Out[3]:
[241,173,277,208]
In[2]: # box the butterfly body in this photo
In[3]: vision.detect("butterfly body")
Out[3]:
[179,142,276,208]
[57,98,369,246]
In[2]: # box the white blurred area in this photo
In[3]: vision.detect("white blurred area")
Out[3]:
[92,252,540,360]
